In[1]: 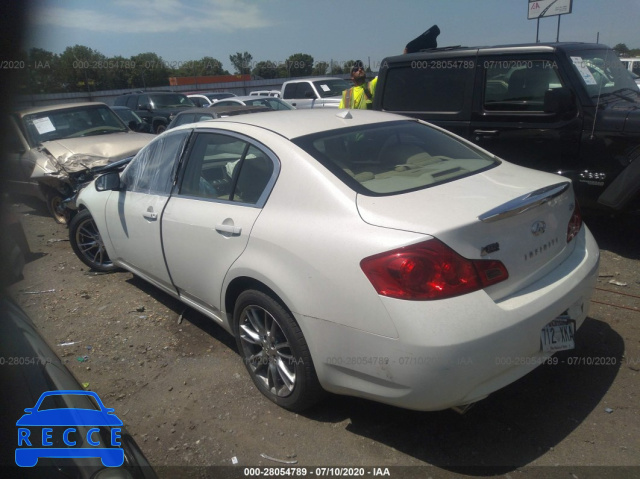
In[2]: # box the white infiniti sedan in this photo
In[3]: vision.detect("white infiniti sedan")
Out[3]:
[69,109,600,412]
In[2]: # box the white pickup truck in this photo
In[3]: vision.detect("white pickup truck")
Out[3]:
[280,77,351,108]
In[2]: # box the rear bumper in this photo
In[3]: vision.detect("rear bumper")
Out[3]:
[300,226,600,411]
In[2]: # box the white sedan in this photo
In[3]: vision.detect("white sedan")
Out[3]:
[69,109,599,412]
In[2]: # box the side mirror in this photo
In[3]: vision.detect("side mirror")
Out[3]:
[139,102,151,111]
[95,171,121,192]
[544,87,575,116]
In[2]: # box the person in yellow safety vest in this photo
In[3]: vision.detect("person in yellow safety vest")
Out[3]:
[339,63,378,109]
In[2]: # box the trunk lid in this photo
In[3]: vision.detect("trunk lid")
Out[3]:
[356,162,578,301]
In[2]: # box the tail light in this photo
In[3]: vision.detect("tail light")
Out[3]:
[566,201,582,243]
[360,239,508,301]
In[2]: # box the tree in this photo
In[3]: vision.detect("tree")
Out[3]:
[329,62,343,75]
[312,61,329,76]
[613,43,630,56]
[58,45,106,92]
[229,52,253,75]
[251,61,280,79]
[174,56,228,78]
[24,48,59,93]
[129,52,171,88]
[285,53,313,77]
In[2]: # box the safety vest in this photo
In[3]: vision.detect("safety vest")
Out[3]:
[342,81,374,109]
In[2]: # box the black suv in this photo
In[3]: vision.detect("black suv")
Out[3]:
[374,43,640,213]
[114,91,195,133]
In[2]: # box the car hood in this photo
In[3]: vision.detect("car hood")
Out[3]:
[35,131,154,177]
[42,131,154,170]
[356,161,581,301]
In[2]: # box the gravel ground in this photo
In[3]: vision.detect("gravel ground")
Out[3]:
[4,198,640,479]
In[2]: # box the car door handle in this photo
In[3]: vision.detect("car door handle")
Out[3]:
[143,211,157,220]
[473,129,499,140]
[215,224,242,235]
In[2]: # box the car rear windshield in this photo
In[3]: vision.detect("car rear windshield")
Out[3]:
[149,94,195,108]
[292,120,498,196]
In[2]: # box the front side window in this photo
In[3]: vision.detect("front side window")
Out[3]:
[121,130,189,194]
[292,120,497,196]
[483,59,564,112]
[179,132,275,204]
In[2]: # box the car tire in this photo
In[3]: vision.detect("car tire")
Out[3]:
[155,123,167,134]
[46,191,67,224]
[69,209,118,272]
[234,290,324,411]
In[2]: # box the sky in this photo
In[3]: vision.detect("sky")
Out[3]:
[23,0,640,74]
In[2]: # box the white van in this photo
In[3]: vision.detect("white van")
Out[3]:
[620,58,640,88]
[249,90,281,98]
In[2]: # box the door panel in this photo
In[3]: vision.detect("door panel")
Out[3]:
[471,55,582,171]
[161,199,261,312]
[161,130,278,313]
[103,130,189,291]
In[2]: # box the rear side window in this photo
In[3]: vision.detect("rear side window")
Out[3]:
[381,58,475,112]
[179,133,275,205]
[292,120,497,196]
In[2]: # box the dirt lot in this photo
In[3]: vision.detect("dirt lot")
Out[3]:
[4,198,640,478]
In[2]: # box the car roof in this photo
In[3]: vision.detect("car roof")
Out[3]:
[15,102,109,116]
[177,108,410,139]
[383,42,611,63]
[219,96,286,102]
[283,77,345,83]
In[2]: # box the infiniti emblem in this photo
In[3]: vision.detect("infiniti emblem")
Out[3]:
[531,221,546,236]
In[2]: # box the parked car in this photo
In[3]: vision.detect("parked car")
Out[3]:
[373,42,640,213]
[187,92,237,107]
[4,102,154,223]
[69,109,599,413]
[211,96,295,111]
[0,294,157,477]
[280,77,350,108]
[619,58,640,89]
[114,92,195,133]
[250,90,281,98]
[112,106,153,133]
[167,105,270,130]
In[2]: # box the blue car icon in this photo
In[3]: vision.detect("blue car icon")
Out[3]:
[16,390,124,467]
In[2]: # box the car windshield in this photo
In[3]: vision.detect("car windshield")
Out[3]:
[149,94,195,108]
[115,109,140,123]
[312,79,351,98]
[21,105,128,145]
[567,49,639,101]
[292,120,498,196]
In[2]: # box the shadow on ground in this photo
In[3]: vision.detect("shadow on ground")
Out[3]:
[584,213,640,260]
[303,318,623,474]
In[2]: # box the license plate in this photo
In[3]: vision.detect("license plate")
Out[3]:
[540,316,576,352]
